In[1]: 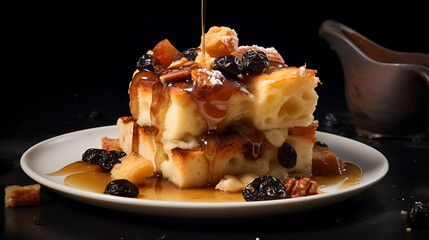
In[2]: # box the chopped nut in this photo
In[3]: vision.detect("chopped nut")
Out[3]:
[152,39,182,69]
[159,61,199,83]
[284,178,318,198]
[168,57,189,68]
[307,180,319,195]
[160,67,192,83]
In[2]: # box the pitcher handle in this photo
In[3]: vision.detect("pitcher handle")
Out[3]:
[406,64,429,86]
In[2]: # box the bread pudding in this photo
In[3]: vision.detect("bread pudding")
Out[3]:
[113,26,320,189]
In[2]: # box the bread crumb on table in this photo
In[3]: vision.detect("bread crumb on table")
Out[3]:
[4,184,41,207]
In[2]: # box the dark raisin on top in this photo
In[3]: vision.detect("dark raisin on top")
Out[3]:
[137,54,158,72]
[277,142,297,169]
[109,150,127,159]
[99,150,126,172]
[214,55,243,78]
[104,179,139,198]
[242,175,288,201]
[182,47,199,61]
[242,50,269,75]
[82,148,107,164]
[314,140,329,148]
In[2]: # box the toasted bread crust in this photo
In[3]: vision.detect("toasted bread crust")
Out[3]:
[5,184,41,207]
[101,137,121,151]
[312,145,346,175]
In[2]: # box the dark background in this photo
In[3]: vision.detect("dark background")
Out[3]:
[3,0,428,138]
[2,1,429,239]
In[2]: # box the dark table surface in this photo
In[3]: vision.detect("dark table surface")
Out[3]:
[2,1,428,239]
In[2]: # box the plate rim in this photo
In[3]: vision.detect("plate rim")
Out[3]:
[20,125,389,217]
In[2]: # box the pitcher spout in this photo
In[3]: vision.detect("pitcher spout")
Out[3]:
[319,20,429,138]
[319,20,369,67]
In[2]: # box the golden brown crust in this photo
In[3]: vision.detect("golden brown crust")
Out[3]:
[201,26,239,58]
[101,137,121,151]
[152,39,182,69]
[288,121,319,143]
[246,67,317,88]
[312,145,346,176]
[119,116,134,124]
[129,72,157,123]
[171,148,195,160]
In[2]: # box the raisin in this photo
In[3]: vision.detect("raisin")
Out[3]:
[182,47,198,61]
[137,54,159,72]
[277,142,297,168]
[110,150,127,159]
[82,148,107,164]
[214,55,243,78]
[99,150,126,171]
[314,140,328,148]
[407,202,429,229]
[104,179,139,197]
[322,113,339,127]
[242,50,269,75]
[242,175,288,201]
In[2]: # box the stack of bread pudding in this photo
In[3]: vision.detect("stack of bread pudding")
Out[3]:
[102,26,343,199]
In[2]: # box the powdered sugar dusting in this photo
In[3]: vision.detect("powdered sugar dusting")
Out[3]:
[220,28,239,52]
[299,66,308,77]
[238,45,279,54]
[199,68,225,85]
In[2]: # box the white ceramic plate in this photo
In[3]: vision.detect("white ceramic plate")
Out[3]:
[21,126,388,218]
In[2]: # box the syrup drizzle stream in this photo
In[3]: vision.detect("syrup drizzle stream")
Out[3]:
[201,0,206,58]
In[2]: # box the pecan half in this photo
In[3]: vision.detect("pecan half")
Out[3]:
[284,177,318,198]
[159,67,192,83]
[159,61,199,83]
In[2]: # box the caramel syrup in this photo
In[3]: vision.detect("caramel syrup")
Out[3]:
[47,162,111,193]
[311,162,362,190]
[226,122,265,160]
[47,161,361,203]
[47,161,100,176]
[187,78,242,131]
[201,0,206,57]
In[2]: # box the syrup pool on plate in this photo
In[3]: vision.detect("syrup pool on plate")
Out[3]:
[47,161,362,203]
